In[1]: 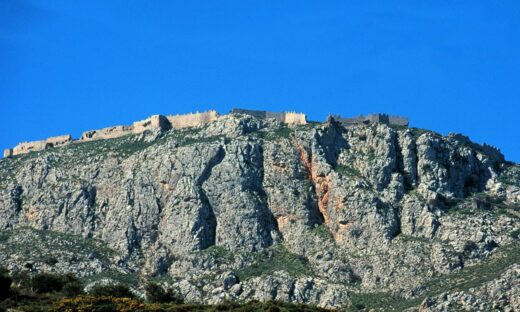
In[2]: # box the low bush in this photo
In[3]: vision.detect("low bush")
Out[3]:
[62,280,84,297]
[0,272,12,299]
[31,273,64,294]
[88,284,134,298]
[52,296,144,312]
[145,282,183,304]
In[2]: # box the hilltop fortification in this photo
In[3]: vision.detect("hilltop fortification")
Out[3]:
[3,109,413,158]
[4,111,221,157]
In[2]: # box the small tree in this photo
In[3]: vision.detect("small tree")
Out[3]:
[10,271,31,290]
[145,282,183,304]
[89,283,134,298]
[31,273,64,293]
[62,280,84,297]
[0,271,12,300]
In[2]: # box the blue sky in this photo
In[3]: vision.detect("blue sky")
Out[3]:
[1,1,519,161]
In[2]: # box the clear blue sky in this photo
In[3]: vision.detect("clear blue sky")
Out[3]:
[1,1,519,161]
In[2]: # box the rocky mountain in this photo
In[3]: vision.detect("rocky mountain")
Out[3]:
[0,113,519,311]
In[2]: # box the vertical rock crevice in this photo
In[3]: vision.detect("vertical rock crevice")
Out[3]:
[196,145,226,249]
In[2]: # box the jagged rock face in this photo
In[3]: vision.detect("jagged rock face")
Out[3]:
[0,114,519,310]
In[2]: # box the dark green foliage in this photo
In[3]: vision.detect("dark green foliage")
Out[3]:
[0,267,8,276]
[261,126,294,141]
[145,282,183,304]
[510,228,520,239]
[333,165,361,178]
[206,300,330,312]
[177,135,225,147]
[409,127,431,139]
[0,272,12,300]
[311,224,334,241]
[31,273,64,294]
[10,271,31,290]
[62,281,84,297]
[51,297,333,312]
[88,284,134,298]
[236,244,313,281]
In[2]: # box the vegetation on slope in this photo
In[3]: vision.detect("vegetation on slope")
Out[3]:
[0,268,333,312]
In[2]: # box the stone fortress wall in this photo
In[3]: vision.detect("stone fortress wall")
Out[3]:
[230,108,307,125]
[4,135,73,158]
[4,111,220,157]
[449,133,504,162]
[332,113,409,127]
[3,109,411,158]
[166,110,219,129]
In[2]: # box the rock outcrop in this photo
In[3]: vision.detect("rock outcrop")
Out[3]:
[0,114,518,310]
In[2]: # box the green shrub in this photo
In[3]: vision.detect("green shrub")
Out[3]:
[10,271,31,290]
[144,282,183,304]
[0,273,12,299]
[31,273,64,293]
[236,244,313,281]
[62,280,84,297]
[88,284,134,298]
[334,165,362,178]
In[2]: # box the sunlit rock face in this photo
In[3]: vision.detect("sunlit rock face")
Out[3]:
[0,113,518,310]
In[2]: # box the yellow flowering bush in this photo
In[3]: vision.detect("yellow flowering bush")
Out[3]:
[51,296,145,312]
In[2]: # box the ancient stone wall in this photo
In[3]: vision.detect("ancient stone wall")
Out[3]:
[231,108,267,119]
[3,109,408,158]
[166,110,219,129]
[479,143,504,162]
[367,114,390,124]
[231,108,307,125]
[10,134,73,156]
[3,110,219,157]
[334,114,408,127]
[283,112,307,125]
[265,111,285,121]
[46,135,73,146]
[12,141,49,155]
[80,126,134,141]
[132,115,171,133]
[388,115,409,127]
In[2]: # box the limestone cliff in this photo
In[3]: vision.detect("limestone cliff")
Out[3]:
[0,114,519,311]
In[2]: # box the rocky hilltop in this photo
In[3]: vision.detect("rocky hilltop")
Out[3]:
[0,112,519,311]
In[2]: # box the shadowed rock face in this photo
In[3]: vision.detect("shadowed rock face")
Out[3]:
[0,114,519,310]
